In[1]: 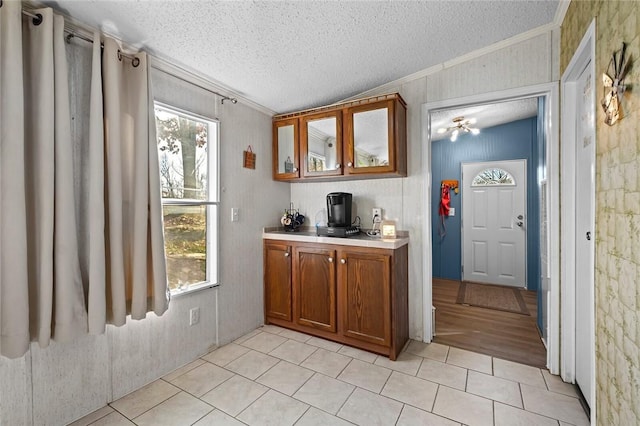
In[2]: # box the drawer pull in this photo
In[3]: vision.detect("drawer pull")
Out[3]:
[284,252,290,257]
[340,259,346,264]
[328,257,334,263]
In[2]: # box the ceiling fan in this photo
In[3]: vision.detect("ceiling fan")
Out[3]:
[437,116,480,141]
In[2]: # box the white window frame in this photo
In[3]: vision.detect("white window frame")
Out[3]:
[155,101,220,296]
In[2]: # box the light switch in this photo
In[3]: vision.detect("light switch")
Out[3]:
[449,207,455,217]
[231,207,239,222]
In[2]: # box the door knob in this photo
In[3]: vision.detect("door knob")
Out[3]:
[292,167,298,172]
[340,259,346,264]
[347,162,353,167]
[328,257,333,263]
[284,252,290,257]
[335,164,341,169]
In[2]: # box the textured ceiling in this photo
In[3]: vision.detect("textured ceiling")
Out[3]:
[48,1,559,114]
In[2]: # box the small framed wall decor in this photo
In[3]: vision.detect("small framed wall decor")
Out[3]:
[243,145,256,169]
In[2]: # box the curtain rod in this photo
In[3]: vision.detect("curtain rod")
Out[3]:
[65,32,140,67]
[14,4,238,105]
[153,64,238,105]
[15,5,138,68]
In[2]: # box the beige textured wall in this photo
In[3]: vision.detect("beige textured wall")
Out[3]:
[561,1,640,425]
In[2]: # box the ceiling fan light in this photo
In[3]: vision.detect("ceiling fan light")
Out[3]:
[450,129,458,142]
[437,128,447,134]
[468,118,477,125]
[471,128,480,135]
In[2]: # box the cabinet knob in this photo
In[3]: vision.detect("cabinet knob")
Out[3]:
[347,162,353,167]
[340,259,346,264]
[284,252,290,257]
[293,167,298,172]
[335,164,341,169]
[328,257,333,263]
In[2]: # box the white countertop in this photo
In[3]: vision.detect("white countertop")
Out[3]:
[262,228,409,249]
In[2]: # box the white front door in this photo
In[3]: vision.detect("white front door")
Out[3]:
[462,160,526,287]
[574,61,595,408]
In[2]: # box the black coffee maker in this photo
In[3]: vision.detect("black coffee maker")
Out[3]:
[317,192,360,237]
[327,192,352,227]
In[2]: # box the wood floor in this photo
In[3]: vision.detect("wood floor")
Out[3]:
[432,278,547,368]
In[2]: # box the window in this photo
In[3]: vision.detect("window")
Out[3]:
[155,103,219,293]
[471,168,515,186]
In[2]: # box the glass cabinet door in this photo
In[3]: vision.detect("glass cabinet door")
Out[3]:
[300,111,342,177]
[345,100,395,175]
[273,118,299,179]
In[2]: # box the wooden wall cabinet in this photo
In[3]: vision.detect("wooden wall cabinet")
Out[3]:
[272,118,300,180]
[264,240,408,360]
[272,93,407,182]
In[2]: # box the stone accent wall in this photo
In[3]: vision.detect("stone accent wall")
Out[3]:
[561,1,640,425]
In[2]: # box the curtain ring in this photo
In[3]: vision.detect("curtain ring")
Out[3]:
[117,49,123,62]
[32,13,43,26]
[132,57,140,68]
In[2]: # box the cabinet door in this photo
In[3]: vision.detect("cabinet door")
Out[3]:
[294,246,337,332]
[344,99,396,175]
[339,250,391,346]
[264,243,292,321]
[273,118,299,180]
[300,111,343,178]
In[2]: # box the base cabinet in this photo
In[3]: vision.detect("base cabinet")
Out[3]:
[264,240,408,360]
[264,242,292,321]
[294,246,337,333]
[341,251,391,347]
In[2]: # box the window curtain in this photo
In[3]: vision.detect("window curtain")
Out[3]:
[0,2,169,359]
[100,38,169,327]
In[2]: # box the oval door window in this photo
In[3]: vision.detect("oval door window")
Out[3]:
[471,168,515,186]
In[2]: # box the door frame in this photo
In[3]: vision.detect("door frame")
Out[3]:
[461,159,528,287]
[421,82,560,374]
[560,19,596,417]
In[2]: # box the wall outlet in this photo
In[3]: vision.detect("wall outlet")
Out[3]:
[372,207,382,223]
[189,307,200,326]
[449,207,455,217]
[231,207,239,222]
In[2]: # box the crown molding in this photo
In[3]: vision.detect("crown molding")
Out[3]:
[553,1,571,27]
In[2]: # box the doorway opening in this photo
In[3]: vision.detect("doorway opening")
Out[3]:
[421,83,560,373]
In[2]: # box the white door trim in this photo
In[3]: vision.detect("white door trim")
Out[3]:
[560,19,596,419]
[421,82,560,374]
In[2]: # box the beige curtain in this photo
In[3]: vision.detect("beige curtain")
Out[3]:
[100,38,169,327]
[0,0,30,358]
[1,4,87,358]
[0,3,169,358]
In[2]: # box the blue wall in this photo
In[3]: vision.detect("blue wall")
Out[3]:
[431,117,541,292]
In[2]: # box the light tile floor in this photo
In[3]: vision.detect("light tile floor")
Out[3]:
[70,325,590,426]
